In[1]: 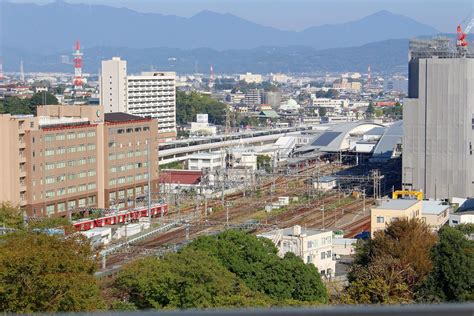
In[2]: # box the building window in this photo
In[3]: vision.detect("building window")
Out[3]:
[45,148,55,156]
[88,196,96,205]
[321,252,326,260]
[307,255,312,263]
[55,133,66,141]
[68,200,76,210]
[46,204,55,215]
[45,190,55,198]
[78,198,86,207]
[88,183,97,190]
[109,192,116,201]
[57,203,65,212]
[68,186,77,194]
[377,216,384,223]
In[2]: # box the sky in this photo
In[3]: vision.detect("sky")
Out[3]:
[7,0,474,33]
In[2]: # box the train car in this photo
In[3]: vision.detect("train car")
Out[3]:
[72,203,168,231]
[73,218,95,231]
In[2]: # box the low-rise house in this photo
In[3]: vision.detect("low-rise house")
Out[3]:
[450,210,474,226]
[370,199,422,237]
[258,225,336,278]
[421,200,450,231]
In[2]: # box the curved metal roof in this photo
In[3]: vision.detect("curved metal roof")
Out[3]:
[372,120,403,159]
[296,121,384,153]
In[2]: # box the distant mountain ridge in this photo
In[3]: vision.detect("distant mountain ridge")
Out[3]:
[2,39,409,74]
[1,1,437,54]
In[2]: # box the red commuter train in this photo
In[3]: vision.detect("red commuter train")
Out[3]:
[72,203,168,231]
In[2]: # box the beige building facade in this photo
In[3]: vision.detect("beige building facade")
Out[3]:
[370,199,422,237]
[259,225,336,278]
[0,105,159,218]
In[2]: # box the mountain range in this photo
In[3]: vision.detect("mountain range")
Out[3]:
[1,0,438,54]
[2,39,409,74]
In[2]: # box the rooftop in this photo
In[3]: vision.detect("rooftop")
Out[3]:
[261,226,332,238]
[422,201,450,215]
[375,199,419,210]
[104,112,148,123]
[159,170,202,185]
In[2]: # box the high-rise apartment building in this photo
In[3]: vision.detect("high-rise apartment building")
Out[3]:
[0,105,159,217]
[100,57,128,113]
[403,38,474,199]
[127,72,177,141]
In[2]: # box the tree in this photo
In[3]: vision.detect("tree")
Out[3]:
[374,108,383,118]
[419,225,474,302]
[114,248,269,309]
[318,107,327,117]
[29,92,59,107]
[365,102,375,118]
[356,218,436,285]
[176,90,227,126]
[257,155,272,173]
[0,233,103,312]
[315,89,339,99]
[346,218,437,303]
[188,230,328,304]
[341,256,414,304]
[0,202,23,229]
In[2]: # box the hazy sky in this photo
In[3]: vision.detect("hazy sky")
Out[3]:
[7,0,474,32]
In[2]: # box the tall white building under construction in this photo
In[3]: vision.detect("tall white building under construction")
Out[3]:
[403,38,474,199]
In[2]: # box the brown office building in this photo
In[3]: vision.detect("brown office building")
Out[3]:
[0,105,159,217]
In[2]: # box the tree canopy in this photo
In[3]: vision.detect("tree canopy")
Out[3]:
[176,90,227,125]
[114,248,269,309]
[419,224,474,302]
[315,89,339,99]
[0,202,24,229]
[0,92,59,115]
[0,233,103,312]
[344,218,437,304]
[188,230,328,304]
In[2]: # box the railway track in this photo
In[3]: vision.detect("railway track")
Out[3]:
[101,162,353,269]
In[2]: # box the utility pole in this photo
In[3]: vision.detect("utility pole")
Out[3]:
[204,195,208,218]
[321,203,325,228]
[362,189,366,214]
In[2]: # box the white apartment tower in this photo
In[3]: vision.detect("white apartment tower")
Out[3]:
[127,72,177,140]
[100,57,127,113]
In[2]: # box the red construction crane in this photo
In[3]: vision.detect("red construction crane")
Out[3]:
[457,18,474,54]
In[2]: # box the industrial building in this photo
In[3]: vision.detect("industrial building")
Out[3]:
[0,105,159,217]
[403,37,474,199]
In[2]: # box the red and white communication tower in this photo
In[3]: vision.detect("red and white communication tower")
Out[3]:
[73,40,83,92]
